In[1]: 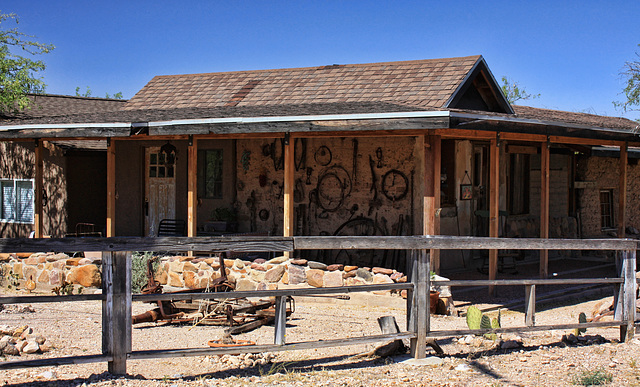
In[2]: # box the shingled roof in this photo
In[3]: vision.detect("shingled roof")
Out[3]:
[0,94,127,120]
[125,56,486,111]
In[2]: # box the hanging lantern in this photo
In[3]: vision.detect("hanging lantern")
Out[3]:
[160,141,177,166]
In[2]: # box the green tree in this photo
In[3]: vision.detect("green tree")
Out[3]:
[0,11,54,115]
[614,46,640,114]
[75,86,124,99]
[500,76,540,104]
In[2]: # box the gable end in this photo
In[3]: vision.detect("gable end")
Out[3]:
[445,58,513,114]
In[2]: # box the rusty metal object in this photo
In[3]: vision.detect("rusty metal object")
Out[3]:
[131,253,293,334]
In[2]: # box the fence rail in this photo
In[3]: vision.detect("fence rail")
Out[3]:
[0,235,637,374]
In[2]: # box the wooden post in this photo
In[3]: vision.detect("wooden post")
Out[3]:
[106,139,116,237]
[424,135,441,273]
[274,295,287,345]
[488,137,500,295]
[525,284,536,327]
[618,143,627,238]
[187,137,198,256]
[283,134,294,257]
[410,249,429,359]
[620,248,636,342]
[34,140,44,238]
[102,251,132,375]
[540,142,550,278]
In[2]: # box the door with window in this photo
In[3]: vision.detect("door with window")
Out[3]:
[145,147,176,236]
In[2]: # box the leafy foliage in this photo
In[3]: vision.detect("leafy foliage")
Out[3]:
[0,11,54,115]
[132,251,160,293]
[75,86,123,99]
[614,46,640,116]
[572,368,612,386]
[500,76,540,104]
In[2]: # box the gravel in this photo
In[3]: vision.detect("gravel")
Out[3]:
[2,285,640,386]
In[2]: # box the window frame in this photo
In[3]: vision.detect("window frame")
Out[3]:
[0,178,35,224]
[599,189,615,229]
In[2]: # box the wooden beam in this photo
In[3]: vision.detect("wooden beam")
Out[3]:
[540,142,550,278]
[424,135,441,273]
[187,137,198,256]
[106,139,116,237]
[187,137,198,238]
[488,137,500,295]
[34,140,44,238]
[619,143,627,238]
[283,135,294,257]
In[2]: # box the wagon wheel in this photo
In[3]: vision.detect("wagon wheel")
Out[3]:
[333,217,383,266]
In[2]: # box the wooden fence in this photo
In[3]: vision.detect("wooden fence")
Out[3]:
[0,235,637,375]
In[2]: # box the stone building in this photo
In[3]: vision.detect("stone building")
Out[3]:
[1,55,638,279]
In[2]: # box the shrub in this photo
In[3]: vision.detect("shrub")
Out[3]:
[131,252,160,293]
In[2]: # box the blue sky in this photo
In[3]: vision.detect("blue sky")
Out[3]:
[4,1,640,120]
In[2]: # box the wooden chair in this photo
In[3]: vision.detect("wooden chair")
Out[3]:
[157,219,186,237]
[476,210,521,274]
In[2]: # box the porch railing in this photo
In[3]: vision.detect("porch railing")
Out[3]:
[0,235,636,375]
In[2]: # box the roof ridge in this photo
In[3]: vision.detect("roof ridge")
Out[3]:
[150,55,483,80]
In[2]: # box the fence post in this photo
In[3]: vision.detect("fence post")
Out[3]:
[274,296,287,345]
[410,249,428,359]
[525,285,536,327]
[102,251,132,375]
[620,248,636,342]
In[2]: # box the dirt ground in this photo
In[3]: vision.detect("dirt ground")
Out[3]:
[2,256,640,386]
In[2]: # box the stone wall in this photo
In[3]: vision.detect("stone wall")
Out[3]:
[0,253,408,299]
[154,255,408,297]
[0,253,101,289]
[576,155,640,238]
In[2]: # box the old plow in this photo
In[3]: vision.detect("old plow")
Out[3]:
[132,255,294,335]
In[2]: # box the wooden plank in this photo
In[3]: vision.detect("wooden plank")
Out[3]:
[0,354,112,370]
[410,250,428,359]
[0,235,633,254]
[619,143,627,238]
[106,139,116,237]
[525,285,536,327]
[426,320,624,338]
[283,135,294,258]
[128,332,416,360]
[34,140,43,238]
[621,249,636,342]
[488,137,500,294]
[0,127,131,139]
[540,143,550,278]
[150,117,450,137]
[432,136,441,273]
[435,278,622,287]
[0,294,104,304]
[0,236,294,253]
[187,137,198,239]
[507,145,538,154]
[133,282,413,303]
[274,296,287,345]
[102,251,131,375]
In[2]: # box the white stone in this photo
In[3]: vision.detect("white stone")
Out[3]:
[400,356,444,366]
[22,340,39,354]
[455,364,471,372]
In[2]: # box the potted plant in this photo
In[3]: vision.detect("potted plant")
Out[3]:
[208,207,238,232]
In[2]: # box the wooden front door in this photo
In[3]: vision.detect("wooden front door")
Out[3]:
[145,147,176,236]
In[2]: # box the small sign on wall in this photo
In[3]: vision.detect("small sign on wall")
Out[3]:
[460,184,473,200]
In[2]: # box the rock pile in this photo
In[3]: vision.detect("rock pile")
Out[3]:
[209,352,276,368]
[155,255,409,297]
[0,252,101,289]
[0,324,50,356]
